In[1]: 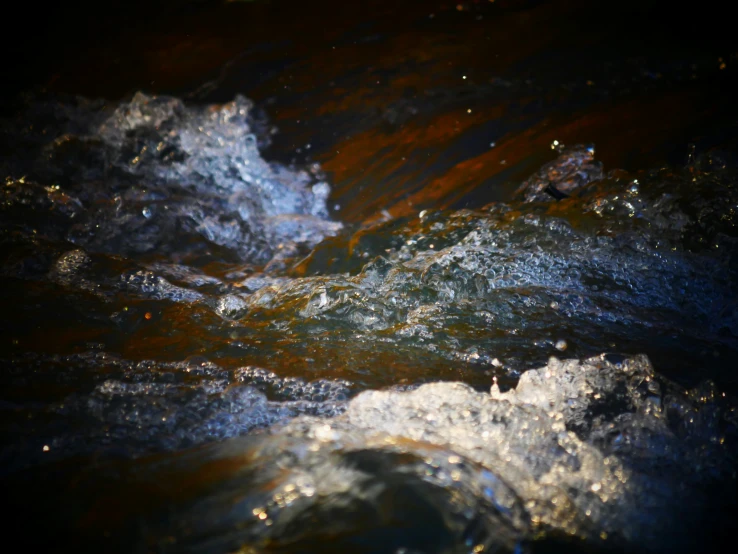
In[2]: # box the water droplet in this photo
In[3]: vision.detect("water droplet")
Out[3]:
[142,206,152,219]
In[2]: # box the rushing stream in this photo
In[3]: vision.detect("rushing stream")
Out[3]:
[1,88,738,553]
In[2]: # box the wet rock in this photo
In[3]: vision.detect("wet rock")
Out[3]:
[515,144,604,202]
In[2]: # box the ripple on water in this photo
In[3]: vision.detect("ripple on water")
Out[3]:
[2,93,738,553]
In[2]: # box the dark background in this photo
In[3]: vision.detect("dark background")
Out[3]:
[4,0,738,222]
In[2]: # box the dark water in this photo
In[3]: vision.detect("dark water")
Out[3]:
[2,1,738,552]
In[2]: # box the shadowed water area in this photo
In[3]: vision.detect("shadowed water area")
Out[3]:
[1,0,738,552]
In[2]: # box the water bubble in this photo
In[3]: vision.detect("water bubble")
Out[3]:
[216,294,248,320]
[13,92,340,264]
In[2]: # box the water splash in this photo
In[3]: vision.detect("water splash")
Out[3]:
[1,92,341,265]
[2,93,738,553]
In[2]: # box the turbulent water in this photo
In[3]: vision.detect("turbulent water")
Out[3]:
[1,92,738,553]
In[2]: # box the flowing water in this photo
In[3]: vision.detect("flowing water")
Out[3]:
[2,89,738,553]
[2,1,738,552]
